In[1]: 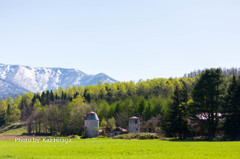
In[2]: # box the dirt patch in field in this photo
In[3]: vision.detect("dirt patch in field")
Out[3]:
[0,135,46,140]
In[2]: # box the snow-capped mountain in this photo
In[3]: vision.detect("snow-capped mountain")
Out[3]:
[0,63,117,98]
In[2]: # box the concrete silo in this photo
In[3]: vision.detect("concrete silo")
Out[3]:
[84,111,99,138]
[129,116,140,133]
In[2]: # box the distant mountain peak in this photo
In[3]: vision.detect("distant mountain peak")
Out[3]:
[0,63,117,99]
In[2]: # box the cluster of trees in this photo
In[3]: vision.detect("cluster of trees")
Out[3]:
[0,68,240,140]
[21,95,91,135]
[0,97,20,127]
[165,69,240,140]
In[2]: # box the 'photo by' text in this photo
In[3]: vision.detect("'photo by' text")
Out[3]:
[15,137,72,144]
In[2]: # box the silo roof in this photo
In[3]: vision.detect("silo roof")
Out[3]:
[85,111,99,120]
[129,116,139,119]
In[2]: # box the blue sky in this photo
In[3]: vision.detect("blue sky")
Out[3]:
[0,0,240,81]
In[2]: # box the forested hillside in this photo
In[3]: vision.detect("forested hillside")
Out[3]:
[1,68,240,140]
[0,77,194,135]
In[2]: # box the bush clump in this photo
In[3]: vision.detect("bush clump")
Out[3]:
[113,133,159,140]
[97,135,108,139]
[67,135,81,139]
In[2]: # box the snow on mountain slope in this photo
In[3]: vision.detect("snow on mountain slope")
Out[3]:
[0,79,29,99]
[0,63,117,97]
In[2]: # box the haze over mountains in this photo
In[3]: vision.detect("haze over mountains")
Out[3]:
[0,63,117,99]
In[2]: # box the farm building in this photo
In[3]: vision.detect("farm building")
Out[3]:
[129,116,140,133]
[84,111,99,138]
[112,127,128,137]
[188,113,224,136]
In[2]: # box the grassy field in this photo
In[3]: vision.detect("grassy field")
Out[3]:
[0,127,26,135]
[0,137,239,159]
[0,122,27,135]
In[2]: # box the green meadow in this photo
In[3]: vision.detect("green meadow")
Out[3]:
[0,138,239,159]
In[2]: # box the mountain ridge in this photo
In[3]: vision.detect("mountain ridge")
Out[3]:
[0,63,117,99]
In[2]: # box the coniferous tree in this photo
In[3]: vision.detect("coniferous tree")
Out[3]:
[162,85,189,139]
[224,75,240,139]
[46,90,50,104]
[50,90,54,101]
[179,83,190,139]
[55,94,58,100]
[191,69,225,139]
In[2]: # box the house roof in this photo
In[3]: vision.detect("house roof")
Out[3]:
[196,113,222,120]
[84,111,99,120]
[113,127,128,133]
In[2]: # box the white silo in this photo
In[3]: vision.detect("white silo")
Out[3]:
[84,111,99,138]
[129,116,140,133]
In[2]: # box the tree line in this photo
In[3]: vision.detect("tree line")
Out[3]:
[0,68,240,140]
[184,67,240,78]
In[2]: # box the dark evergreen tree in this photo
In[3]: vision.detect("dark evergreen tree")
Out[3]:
[50,90,54,101]
[224,75,240,140]
[83,89,91,102]
[162,86,181,138]
[61,91,64,100]
[32,95,37,105]
[55,94,58,100]
[191,69,225,139]
[74,92,79,98]
[179,83,189,139]
[41,91,45,105]
[162,85,189,139]
[46,90,50,104]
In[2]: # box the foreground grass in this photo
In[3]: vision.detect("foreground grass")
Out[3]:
[0,138,239,159]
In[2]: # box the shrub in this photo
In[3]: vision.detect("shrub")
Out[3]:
[67,135,81,139]
[113,133,159,140]
[97,135,108,139]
